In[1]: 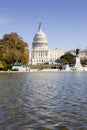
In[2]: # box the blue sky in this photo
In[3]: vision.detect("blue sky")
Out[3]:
[0,0,87,50]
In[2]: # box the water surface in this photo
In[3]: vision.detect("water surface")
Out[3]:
[0,72,87,130]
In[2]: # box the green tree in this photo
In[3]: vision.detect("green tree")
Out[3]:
[60,52,75,65]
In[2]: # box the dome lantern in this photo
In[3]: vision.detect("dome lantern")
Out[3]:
[38,22,42,31]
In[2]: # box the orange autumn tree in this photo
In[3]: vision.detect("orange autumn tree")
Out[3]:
[0,32,29,69]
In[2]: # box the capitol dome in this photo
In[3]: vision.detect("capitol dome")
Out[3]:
[32,23,48,49]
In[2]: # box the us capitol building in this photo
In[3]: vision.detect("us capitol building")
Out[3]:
[29,23,65,65]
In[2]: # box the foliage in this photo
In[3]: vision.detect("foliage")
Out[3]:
[0,32,29,70]
[0,61,4,70]
[60,52,75,65]
[30,65,61,70]
[81,58,87,65]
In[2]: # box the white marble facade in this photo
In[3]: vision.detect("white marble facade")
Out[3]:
[29,23,65,65]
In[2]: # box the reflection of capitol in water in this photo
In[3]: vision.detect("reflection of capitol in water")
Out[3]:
[29,23,65,65]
